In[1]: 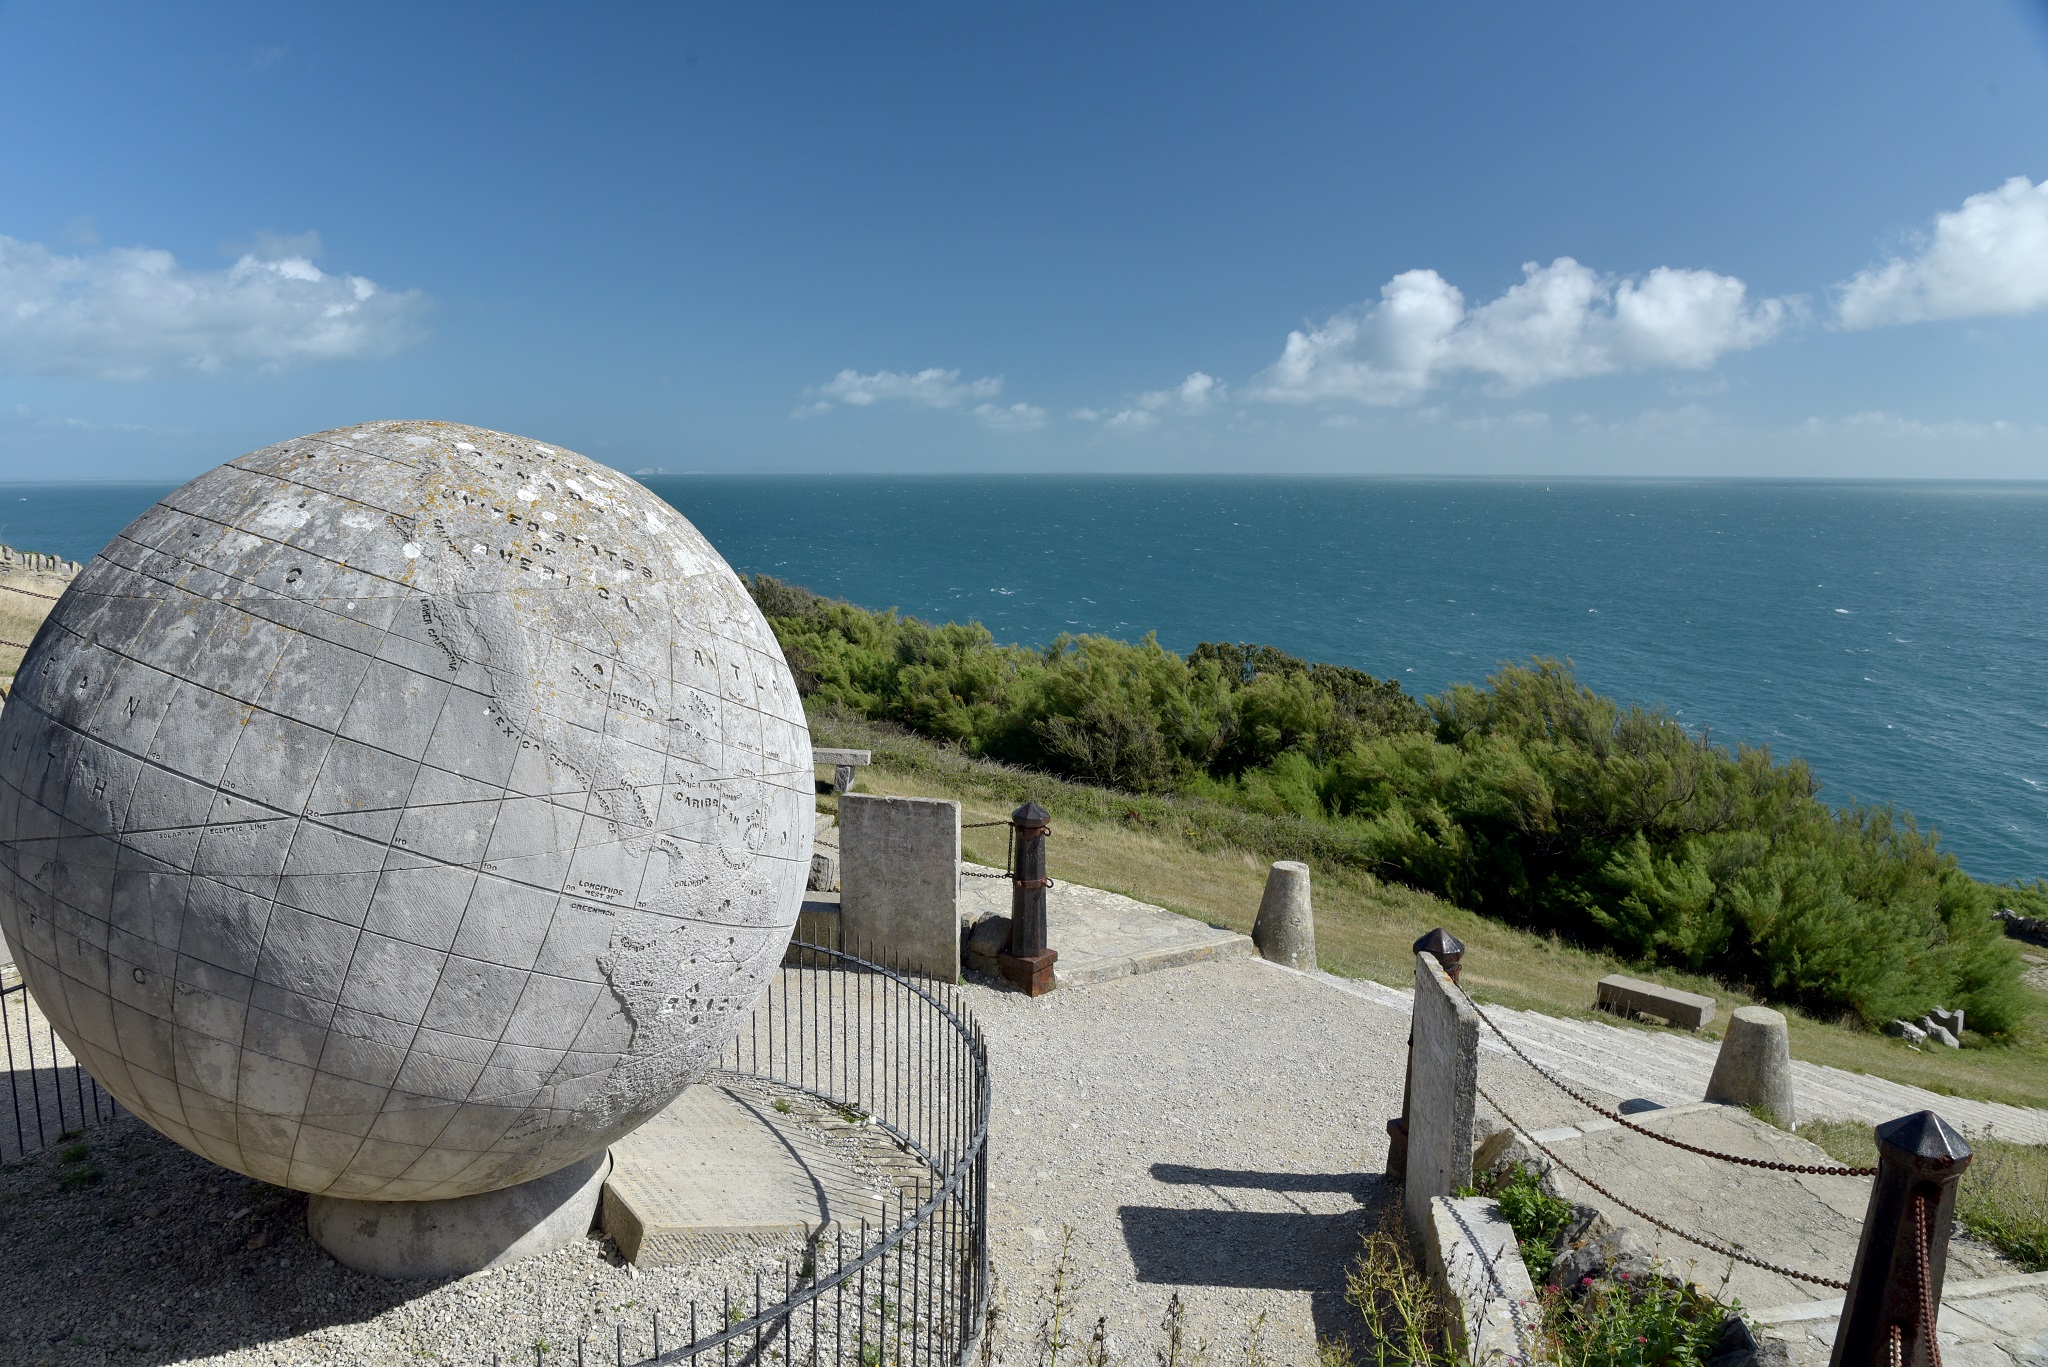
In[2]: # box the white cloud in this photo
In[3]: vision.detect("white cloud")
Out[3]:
[801,367,1047,433]
[1252,259,1787,405]
[1836,177,2048,328]
[1078,371,1225,430]
[811,367,1003,410]
[972,401,1048,432]
[0,232,426,381]
[1797,410,2028,441]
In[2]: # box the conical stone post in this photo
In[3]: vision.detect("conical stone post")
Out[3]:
[1704,1005,1798,1127]
[1252,861,1316,970]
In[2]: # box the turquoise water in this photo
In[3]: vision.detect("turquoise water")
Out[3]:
[7,476,2045,884]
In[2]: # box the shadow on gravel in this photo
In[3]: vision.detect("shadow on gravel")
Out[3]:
[0,1114,462,1365]
[1121,1165,1393,1350]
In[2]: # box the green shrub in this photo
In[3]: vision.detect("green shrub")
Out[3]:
[748,577,2025,1032]
[1474,1162,1578,1283]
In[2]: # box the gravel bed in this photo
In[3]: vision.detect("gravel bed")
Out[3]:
[0,1095,943,1366]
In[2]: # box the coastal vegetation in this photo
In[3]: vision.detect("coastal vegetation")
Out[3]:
[751,574,2027,1035]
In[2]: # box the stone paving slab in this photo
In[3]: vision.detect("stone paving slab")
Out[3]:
[958,861,1256,985]
[601,1078,895,1267]
[1753,1270,2048,1367]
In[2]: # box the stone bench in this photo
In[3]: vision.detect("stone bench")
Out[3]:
[1595,974,1716,1030]
[813,747,871,794]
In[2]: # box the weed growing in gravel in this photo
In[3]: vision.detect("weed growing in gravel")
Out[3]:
[1035,1227,1083,1367]
[1342,1208,1455,1367]
[55,1138,102,1191]
[774,1098,796,1114]
[1155,1293,1200,1367]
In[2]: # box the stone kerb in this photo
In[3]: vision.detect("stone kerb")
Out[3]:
[1403,951,1480,1245]
[839,794,961,980]
[1428,1195,1538,1367]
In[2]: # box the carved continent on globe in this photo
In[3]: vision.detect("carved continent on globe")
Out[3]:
[0,422,812,1200]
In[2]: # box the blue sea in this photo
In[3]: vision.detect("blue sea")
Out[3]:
[6,476,2044,884]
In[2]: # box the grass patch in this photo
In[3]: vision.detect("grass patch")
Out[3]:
[1798,1120,2048,1272]
[819,708,2048,1109]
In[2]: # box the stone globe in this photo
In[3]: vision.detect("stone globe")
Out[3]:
[0,422,813,1200]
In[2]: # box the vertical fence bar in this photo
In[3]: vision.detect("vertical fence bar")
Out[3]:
[4,986,27,1156]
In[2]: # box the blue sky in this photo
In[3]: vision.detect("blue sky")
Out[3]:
[3,0,2047,479]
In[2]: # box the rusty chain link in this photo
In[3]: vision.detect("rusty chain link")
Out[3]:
[1476,1081,1853,1291]
[1916,1194,1944,1367]
[1456,979,1878,1178]
[0,582,61,602]
[960,820,1012,829]
[1,636,32,651]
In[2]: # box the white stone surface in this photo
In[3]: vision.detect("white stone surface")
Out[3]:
[1428,1195,1539,1366]
[0,421,812,1200]
[1404,952,1479,1244]
[307,1147,612,1279]
[1704,1004,1798,1126]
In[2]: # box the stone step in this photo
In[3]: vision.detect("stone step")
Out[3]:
[601,1076,905,1267]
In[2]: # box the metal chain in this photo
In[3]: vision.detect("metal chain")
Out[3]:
[1457,980,1878,1178]
[0,582,61,601]
[1916,1194,1944,1367]
[961,870,1013,881]
[1476,1081,1852,1291]
[1,636,32,651]
[960,820,1012,829]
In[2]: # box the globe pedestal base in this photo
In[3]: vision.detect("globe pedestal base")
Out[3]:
[307,1149,611,1280]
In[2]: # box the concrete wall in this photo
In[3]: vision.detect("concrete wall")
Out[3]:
[1403,951,1480,1244]
[839,795,960,980]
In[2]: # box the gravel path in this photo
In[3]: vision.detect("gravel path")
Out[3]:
[965,955,1526,1367]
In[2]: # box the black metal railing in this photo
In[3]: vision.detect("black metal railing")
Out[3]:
[1,944,991,1367]
[2,969,120,1163]
[481,941,993,1366]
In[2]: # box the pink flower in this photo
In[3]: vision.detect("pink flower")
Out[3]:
[1618,1272,1631,1281]
[1636,1337,1648,1344]
[1582,1277,1594,1286]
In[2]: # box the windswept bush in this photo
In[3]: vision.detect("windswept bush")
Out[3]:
[748,577,2024,1032]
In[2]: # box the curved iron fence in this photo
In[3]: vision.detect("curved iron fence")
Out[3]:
[2,966,119,1163]
[1,945,992,1367]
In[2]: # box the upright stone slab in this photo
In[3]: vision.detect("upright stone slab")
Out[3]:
[839,794,960,980]
[1252,861,1315,970]
[1403,951,1480,1244]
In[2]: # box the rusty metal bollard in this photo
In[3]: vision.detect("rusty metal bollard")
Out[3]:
[1829,1110,1972,1367]
[998,801,1057,996]
[1387,927,1464,1180]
